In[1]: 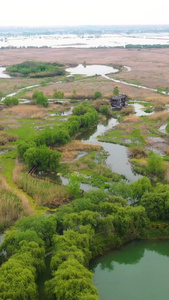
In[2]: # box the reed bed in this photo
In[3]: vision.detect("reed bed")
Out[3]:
[164,163,169,182]
[8,105,47,118]
[0,173,32,216]
[58,140,102,162]
[149,111,169,122]
[0,132,18,145]
[61,151,79,161]
[58,140,102,152]
[123,115,142,123]
[0,176,25,231]
[0,189,24,231]
[14,171,69,208]
[31,112,47,119]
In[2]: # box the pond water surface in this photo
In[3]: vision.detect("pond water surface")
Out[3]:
[66,64,119,76]
[0,67,11,79]
[91,240,169,300]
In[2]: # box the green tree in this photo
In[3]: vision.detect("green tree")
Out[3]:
[32,91,48,107]
[0,258,38,300]
[15,214,57,247]
[53,89,64,99]
[24,146,61,171]
[113,86,119,95]
[130,177,152,201]
[3,96,19,106]
[100,105,110,116]
[45,259,99,300]
[141,191,169,221]
[73,89,77,96]
[147,151,165,180]
[73,104,87,116]
[66,173,81,199]
[94,91,102,99]
[0,229,44,257]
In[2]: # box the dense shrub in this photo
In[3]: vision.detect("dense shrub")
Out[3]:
[53,90,64,99]
[94,91,102,99]
[6,61,65,78]
[3,96,19,106]
[146,151,165,180]
[32,91,49,107]
[99,105,110,116]
[141,190,169,221]
[23,146,61,171]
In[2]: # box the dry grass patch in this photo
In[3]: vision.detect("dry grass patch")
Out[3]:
[164,162,169,182]
[0,118,19,125]
[0,132,18,145]
[58,140,102,162]
[92,99,110,111]
[58,140,102,152]
[8,105,48,118]
[61,151,79,162]
[115,123,133,134]
[123,114,141,123]
[121,106,135,115]
[149,111,169,122]
[129,146,147,159]
[164,146,169,155]
[31,112,47,119]
[68,160,90,171]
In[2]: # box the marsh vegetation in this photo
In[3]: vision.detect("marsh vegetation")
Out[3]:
[1,48,169,299]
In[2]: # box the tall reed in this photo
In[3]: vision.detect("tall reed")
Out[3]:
[0,188,23,231]
[14,172,69,208]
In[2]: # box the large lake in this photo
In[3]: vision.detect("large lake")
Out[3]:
[91,240,169,300]
[1,33,169,48]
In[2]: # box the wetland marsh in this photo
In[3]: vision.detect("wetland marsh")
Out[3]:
[1,47,169,300]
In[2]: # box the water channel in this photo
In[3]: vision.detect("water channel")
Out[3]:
[90,240,169,300]
[77,117,141,182]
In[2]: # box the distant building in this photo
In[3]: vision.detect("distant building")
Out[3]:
[110,94,127,110]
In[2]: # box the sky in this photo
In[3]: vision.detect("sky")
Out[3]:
[1,0,169,27]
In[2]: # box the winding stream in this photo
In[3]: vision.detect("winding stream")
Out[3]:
[77,117,141,182]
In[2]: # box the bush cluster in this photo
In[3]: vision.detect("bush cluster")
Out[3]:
[17,103,98,172]
[6,61,65,78]
[32,90,49,107]
[3,96,19,106]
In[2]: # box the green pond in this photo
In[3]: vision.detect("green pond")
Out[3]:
[90,240,169,300]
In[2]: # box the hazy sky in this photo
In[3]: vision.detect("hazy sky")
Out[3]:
[1,0,169,27]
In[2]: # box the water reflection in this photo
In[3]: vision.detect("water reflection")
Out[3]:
[91,240,169,300]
